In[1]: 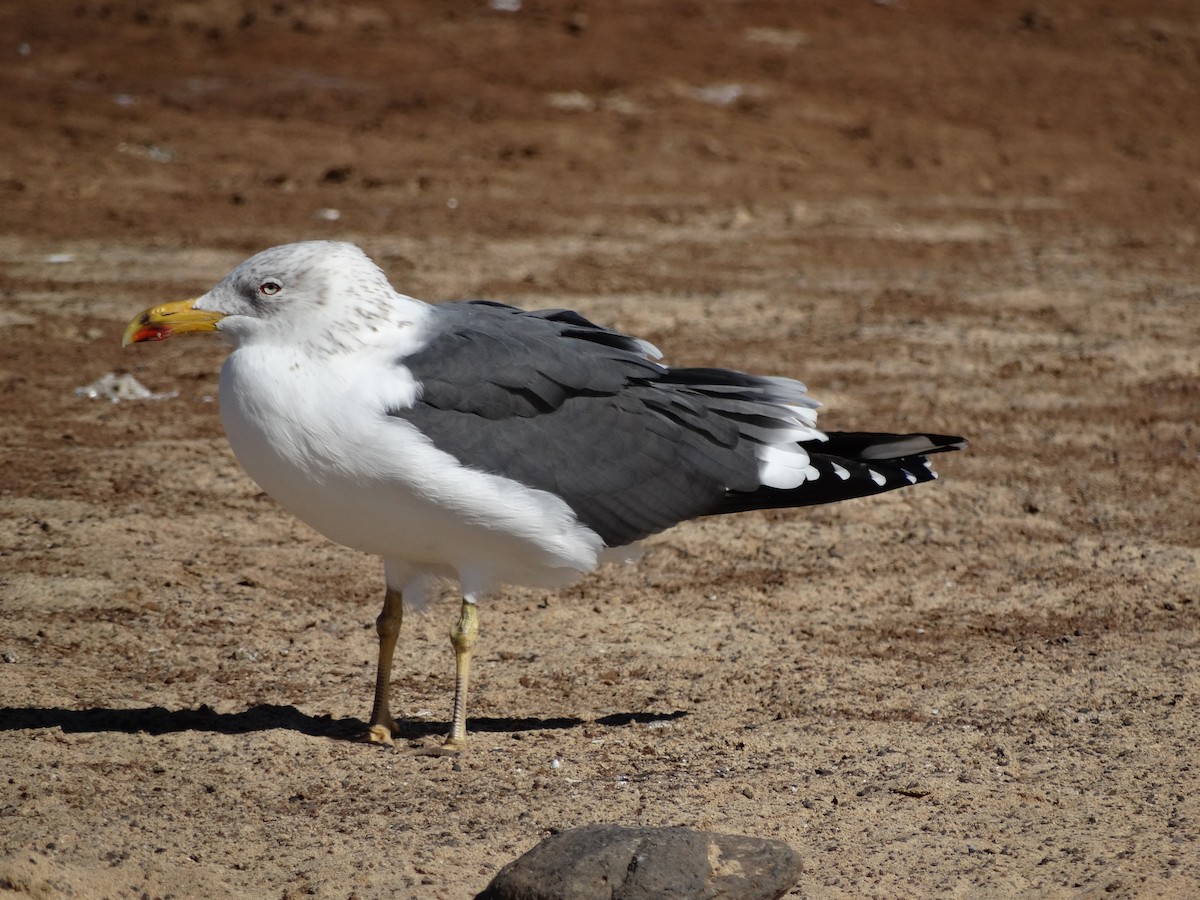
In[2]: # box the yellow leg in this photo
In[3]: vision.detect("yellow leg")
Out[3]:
[366,586,403,745]
[443,598,479,753]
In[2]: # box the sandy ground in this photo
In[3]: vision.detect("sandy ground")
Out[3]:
[1,1,1198,897]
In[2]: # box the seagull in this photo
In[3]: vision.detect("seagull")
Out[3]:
[123,241,965,753]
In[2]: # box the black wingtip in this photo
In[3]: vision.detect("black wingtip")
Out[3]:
[715,431,965,516]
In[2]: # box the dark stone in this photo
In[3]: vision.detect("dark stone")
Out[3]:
[476,824,803,900]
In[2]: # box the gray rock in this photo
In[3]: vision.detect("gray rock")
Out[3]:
[476,824,803,900]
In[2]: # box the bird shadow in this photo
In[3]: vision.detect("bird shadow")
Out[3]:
[0,704,361,740]
[0,705,688,743]
[462,709,688,736]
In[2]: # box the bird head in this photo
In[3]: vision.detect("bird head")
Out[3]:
[122,241,403,351]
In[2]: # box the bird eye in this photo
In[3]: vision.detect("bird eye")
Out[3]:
[259,280,282,296]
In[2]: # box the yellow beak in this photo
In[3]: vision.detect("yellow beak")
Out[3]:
[122,299,226,346]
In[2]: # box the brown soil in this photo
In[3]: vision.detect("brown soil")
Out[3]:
[1,2,1197,897]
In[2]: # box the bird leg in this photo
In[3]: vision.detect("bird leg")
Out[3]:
[365,586,404,745]
[443,597,479,753]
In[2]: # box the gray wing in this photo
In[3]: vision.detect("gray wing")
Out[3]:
[388,301,793,547]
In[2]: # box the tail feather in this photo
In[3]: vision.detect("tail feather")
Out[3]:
[716,431,966,515]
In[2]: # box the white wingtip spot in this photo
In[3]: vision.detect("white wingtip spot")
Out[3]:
[831,462,851,481]
[867,468,887,487]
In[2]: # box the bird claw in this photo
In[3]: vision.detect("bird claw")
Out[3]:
[364,723,396,746]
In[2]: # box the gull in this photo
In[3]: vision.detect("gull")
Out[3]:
[123,241,965,753]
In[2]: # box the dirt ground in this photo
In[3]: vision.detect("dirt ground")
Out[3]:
[1,1,1198,897]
